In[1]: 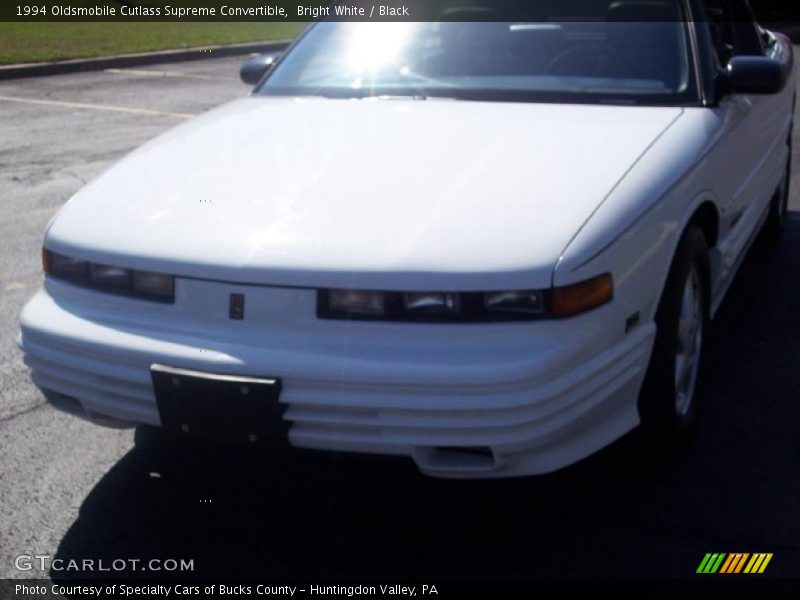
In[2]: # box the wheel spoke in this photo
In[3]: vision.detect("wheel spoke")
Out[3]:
[674,266,703,417]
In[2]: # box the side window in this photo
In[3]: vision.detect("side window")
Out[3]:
[704,0,764,67]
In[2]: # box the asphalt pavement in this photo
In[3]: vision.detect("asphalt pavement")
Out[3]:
[1,53,800,581]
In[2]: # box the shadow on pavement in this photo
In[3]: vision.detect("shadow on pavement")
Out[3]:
[52,216,800,580]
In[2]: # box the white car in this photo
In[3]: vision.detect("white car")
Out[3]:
[19,1,796,478]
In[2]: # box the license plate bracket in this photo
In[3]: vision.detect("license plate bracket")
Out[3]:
[151,364,287,445]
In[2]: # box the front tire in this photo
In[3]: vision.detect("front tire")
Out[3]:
[638,226,710,444]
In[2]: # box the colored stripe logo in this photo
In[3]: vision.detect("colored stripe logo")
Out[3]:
[697,553,773,574]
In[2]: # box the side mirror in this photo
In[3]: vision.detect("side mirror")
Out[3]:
[724,56,788,95]
[240,52,282,86]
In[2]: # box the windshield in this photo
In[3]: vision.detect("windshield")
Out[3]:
[258,5,698,105]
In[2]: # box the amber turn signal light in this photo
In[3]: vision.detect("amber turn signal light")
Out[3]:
[551,274,613,318]
[42,248,52,274]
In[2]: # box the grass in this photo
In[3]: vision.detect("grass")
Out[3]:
[0,22,304,65]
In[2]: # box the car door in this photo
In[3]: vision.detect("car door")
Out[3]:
[701,0,789,296]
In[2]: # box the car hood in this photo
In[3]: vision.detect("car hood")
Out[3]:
[47,97,682,290]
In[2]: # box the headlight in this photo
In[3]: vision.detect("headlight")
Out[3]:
[327,289,385,316]
[48,252,88,282]
[132,271,175,301]
[319,275,611,322]
[43,249,175,304]
[404,292,460,316]
[483,290,545,315]
[89,263,130,290]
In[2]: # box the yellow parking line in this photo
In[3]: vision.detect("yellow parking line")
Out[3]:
[0,94,192,118]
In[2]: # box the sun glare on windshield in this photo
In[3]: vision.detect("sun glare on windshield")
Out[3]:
[343,22,414,87]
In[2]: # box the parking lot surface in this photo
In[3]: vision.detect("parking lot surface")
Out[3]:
[1,53,799,580]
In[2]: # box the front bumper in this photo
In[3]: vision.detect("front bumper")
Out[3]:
[19,278,654,478]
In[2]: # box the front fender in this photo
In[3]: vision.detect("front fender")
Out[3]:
[553,109,724,337]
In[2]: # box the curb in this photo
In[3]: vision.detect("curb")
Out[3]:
[0,40,292,81]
